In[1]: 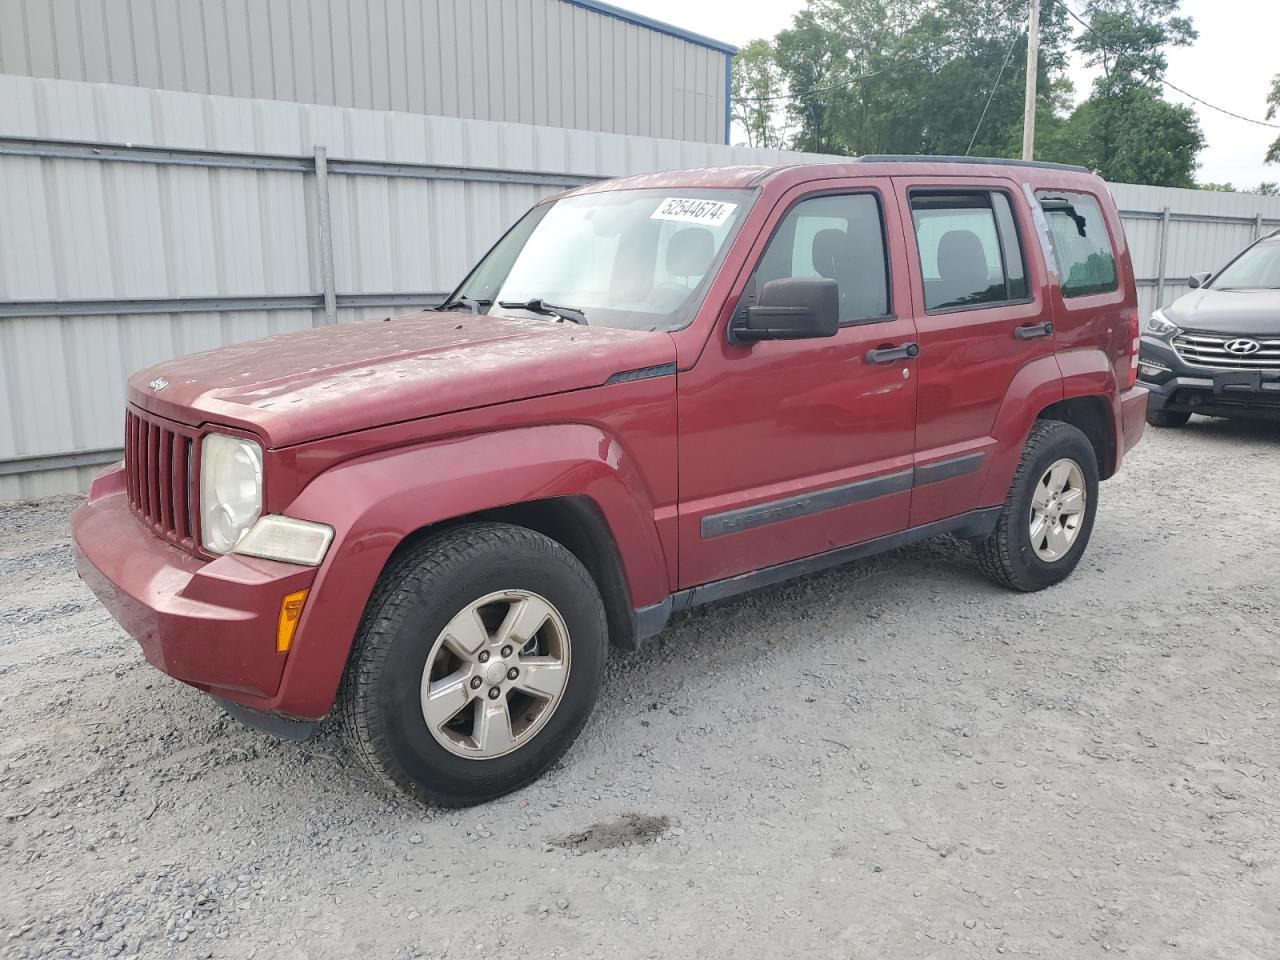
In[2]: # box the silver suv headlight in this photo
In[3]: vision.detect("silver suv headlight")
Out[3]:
[200,433,263,553]
[1146,308,1180,338]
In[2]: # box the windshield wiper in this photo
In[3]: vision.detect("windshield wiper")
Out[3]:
[435,296,490,314]
[498,298,589,326]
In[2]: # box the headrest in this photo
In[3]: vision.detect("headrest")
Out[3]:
[937,230,989,284]
[811,228,847,279]
[665,227,715,278]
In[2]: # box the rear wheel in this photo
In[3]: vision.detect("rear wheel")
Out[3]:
[340,522,607,806]
[1146,408,1191,428]
[976,420,1099,592]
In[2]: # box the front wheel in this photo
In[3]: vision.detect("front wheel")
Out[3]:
[340,522,608,806]
[975,420,1099,592]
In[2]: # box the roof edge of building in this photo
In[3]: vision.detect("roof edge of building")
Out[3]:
[559,0,738,56]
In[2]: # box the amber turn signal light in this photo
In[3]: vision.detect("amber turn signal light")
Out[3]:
[276,589,309,653]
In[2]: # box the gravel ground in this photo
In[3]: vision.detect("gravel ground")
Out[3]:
[2,417,1279,960]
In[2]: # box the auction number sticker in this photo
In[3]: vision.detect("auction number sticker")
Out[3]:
[650,197,738,227]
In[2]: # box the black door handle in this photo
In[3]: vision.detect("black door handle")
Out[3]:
[866,342,920,364]
[1014,321,1054,340]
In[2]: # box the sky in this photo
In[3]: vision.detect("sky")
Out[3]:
[629,0,1280,188]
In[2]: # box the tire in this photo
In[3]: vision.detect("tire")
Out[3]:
[1146,408,1191,428]
[339,522,608,806]
[975,420,1100,592]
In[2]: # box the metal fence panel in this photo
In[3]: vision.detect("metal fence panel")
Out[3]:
[3,74,1280,498]
[0,0,732,144]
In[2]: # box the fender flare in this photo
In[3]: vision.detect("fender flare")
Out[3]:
[979,348,1121,505]
[267,424,671,718]
[979,354,1065,505]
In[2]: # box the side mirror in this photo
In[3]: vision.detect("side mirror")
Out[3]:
[1187,271,1212,290]
[731,277,840,344]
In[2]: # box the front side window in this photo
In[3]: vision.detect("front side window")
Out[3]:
[1210,237,1280,290]
[1037,191,1118,298]
[751,192,890,323]
[453,188,755,331]
[911,191,1028,311]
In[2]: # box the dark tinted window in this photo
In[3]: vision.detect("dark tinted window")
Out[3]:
[753,193,890,323]
[911,191,1028,311]
[1037,191,1118,297]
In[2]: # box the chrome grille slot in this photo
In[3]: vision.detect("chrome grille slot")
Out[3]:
[1171,331,1280,370]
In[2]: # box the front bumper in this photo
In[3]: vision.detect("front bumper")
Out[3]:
[71,467,318,713]
[1139,336,1280,419]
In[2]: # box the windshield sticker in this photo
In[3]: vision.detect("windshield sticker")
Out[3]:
[650,197,738,227]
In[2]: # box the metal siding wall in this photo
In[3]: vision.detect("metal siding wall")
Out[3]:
[5,75,1280,498]
[0,0,730,143]
[0,74,822,497]
[1108,183,1280,318]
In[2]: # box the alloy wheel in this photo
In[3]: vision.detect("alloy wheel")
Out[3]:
[419,590,572,759]
[1028,458,1087,562]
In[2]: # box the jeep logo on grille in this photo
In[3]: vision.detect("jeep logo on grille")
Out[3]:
[148,377,169,392]
[1224,338,1261,355]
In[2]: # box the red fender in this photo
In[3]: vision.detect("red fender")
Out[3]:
[978,354,1065,506]
[1056,347,1124,478]
[266,424,671,718]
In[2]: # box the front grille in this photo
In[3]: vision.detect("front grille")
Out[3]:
[124,408,198,551]
[1171,331,1280,369]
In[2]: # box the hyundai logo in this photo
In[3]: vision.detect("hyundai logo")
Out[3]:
[1224,338,1262,355]
[148,377,169,392]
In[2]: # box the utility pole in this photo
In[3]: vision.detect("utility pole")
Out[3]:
[1021,0,1040,160]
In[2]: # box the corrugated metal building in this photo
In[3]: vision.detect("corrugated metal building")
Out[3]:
[0,0,735,143]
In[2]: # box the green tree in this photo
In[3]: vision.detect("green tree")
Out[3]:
[1266,75,1280,165]
[1059,0,1203,186]
[731,40,788,149]
[1073,0,1196,93]
[1059,87,1203,187]
[769,0,1072,158]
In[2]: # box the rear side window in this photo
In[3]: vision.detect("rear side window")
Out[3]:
[752,193,891,323]
[1036,191,1118,297]
[910,191,1028,311]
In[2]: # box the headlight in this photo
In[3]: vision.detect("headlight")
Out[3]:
[233,515,334,566]
[1146,309,1180,337]
[200,434,263,553]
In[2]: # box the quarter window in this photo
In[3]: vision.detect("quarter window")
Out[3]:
[910,191,1029,311]
[752,193,891,323]
[1037,191,1118,297]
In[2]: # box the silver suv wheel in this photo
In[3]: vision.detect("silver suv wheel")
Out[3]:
[1029,458,1086,561]
[420,590,572,759]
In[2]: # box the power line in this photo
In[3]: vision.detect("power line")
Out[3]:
[966,26,1025,155]
[1061,3,1280,130]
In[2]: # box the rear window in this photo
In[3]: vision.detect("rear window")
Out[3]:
[910,191,1028,312]
[1037,192,1118,298]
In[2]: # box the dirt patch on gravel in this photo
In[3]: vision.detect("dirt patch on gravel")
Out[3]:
[2,417,1280,959]
[552,814,671,852]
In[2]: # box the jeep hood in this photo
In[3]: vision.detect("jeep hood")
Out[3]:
[128,312,676,447]
[1162,287,1280,336]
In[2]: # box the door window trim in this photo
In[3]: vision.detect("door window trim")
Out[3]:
[738,187,898,330]
[908,187,1035,316]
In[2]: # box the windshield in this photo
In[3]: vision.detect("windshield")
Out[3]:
[451,188,755,331]
[1212,238,1280,290]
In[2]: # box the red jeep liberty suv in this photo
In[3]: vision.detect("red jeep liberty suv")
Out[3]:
[73,157,1148,805]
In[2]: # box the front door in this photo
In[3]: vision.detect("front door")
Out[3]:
[676,181,920,588]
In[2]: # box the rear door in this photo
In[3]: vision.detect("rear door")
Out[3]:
[893,176,1054,527]
[675,179,919,587]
